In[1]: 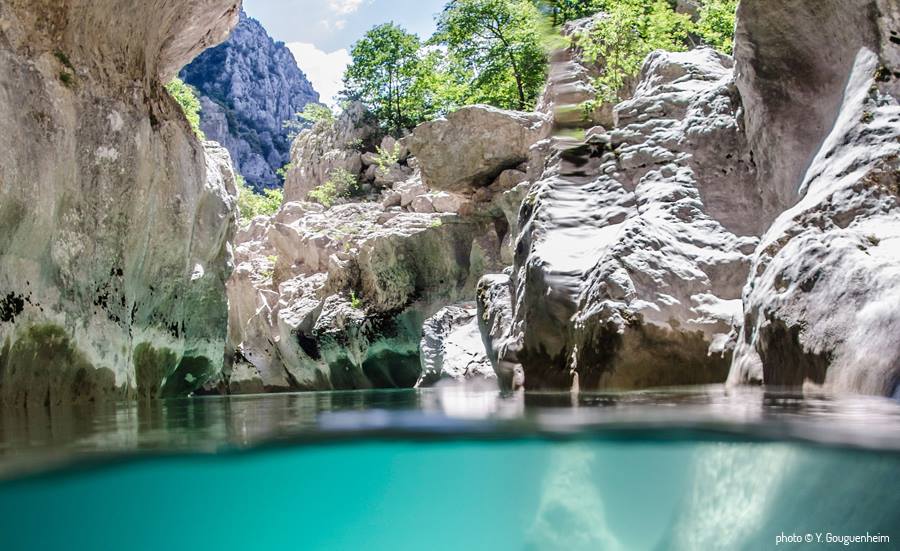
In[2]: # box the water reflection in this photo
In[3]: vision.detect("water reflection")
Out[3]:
[1,385,899,479]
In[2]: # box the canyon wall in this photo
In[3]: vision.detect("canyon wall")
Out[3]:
[0,0,241,405]
[477,0,900,395]
[181,10,320,191]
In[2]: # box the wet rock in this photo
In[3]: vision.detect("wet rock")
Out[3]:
[0,0,239,405]
[416,304,495,387]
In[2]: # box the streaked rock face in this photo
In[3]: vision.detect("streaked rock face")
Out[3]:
[728,0,900,396]
[0,0,240,405]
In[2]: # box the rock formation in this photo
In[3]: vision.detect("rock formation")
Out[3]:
[476,1,900,397]
[728,0,900,396]
[478,41,760,391]
[224,105,550,391]
[181,10,319,190]
[0,0,241,405]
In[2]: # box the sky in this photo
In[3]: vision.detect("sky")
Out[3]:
[244,0,447,107]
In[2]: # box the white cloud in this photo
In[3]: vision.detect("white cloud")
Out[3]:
[287,42,351,109]
[328,0,365,15]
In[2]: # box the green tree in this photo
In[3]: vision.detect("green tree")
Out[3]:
[534,0,606,25]
[578,0,693,103]
[434,0,548,111]
[236,176,282,225]
[165,78,205,139]
[695,0,739,54]
[343,23,431,134]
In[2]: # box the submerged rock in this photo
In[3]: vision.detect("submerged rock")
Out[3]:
[0,0,240,405]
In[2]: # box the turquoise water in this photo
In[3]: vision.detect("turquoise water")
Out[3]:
[1,388,899,550]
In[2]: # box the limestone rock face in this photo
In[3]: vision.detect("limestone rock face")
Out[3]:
[181,10,319,190]
[283,102,381,203]
[482,47,760,391]
[408,105,550,193]
[416,304,495,388]
[0,0,240,405]
[728,0,900,396]
[225,201,506,391]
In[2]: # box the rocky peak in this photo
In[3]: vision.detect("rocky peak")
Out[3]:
[180,9,319,190]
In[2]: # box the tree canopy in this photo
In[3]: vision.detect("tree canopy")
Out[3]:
[335,0,738,133]
[342,23,432,135]
[433,0,549,111]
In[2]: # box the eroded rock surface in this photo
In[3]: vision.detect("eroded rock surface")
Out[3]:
[224,199,507,391]
[416,304,495,387]
[478,46,758,391]
[0,0,240,405]
[728,0,900,395]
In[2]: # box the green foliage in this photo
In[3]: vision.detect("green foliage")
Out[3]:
[434,0,549,111]
[308,168,359,208]
[236,175,282,225]
[577,0,693,104]
[300,103,335,124]
[276,163,293,182]
[695,0,739,54]
[343,23,433,134]
[430,218,444,228]
[55,50,77,88]
[374,143,402,175]
[350,291,363,310]
[533,0,607,25]
[165,78,206,139]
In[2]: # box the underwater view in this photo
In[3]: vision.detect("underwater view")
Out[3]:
[2,388,899,550]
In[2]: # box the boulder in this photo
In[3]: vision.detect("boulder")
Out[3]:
[408,105,550,193]
[0,0,239,405]
[416,304,495,387]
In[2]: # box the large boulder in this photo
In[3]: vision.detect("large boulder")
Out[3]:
[416,304,495,387]
[728,0,900,395]
[0,0,240,405]
[408,105,550,193]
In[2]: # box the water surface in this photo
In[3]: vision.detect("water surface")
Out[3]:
[1,387,898,550]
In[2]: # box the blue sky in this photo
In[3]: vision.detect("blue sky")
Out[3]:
[243,0,447,106]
